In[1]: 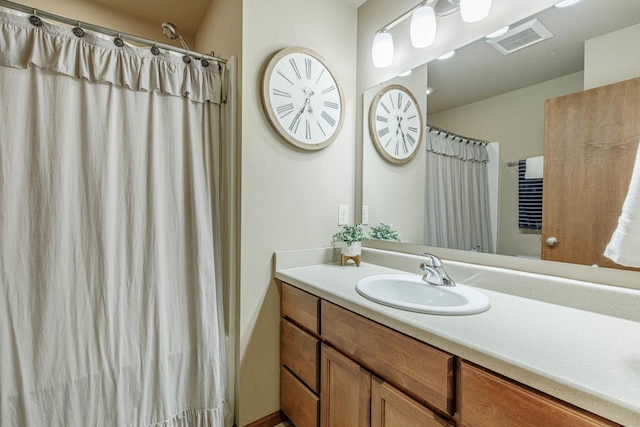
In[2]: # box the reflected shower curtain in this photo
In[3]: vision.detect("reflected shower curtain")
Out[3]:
[424,130,493,253]
[0,10,229,427]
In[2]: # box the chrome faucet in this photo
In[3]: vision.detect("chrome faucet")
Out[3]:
[419,253,456,287]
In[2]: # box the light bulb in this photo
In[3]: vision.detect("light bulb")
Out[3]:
[410,5,437,48]
[486,26,509,38]
[555,0,582,7]
[372,31,394,68]
[460,0,492,23]
[437,50,455,60]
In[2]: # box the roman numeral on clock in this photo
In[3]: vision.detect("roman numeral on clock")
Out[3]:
[289,58,301,79]
[273,88,291,98]
[378,127,390,138]
[276,103,294,117]
[321,111,336,127]
[277,69,294,86]
[376,115,388,123]
[324,101,339,110]
[305,58,312,80]
[404,101,412,112]
[407,133,416,145]
[321,86,336,95]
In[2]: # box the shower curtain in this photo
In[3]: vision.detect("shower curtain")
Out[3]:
[0,10,230,427]
[424,130,493,253]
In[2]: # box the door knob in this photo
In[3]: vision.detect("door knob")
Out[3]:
[546,237,558,247]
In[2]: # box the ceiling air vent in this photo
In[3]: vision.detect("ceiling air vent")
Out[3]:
[486,19,554,55]
[434,0,460,17]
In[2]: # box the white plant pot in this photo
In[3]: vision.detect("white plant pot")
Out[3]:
[341,242,362,257]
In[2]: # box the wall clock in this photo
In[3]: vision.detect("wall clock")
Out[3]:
[369,84,423,164]
[262,47,345,150]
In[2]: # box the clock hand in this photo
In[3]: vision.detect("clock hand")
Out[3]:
[290,98,311,131]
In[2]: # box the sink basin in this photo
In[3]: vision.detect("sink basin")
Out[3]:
[356,274,490,315]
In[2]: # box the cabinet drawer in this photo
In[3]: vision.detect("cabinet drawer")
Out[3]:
[321,301,455,415]
[459,361,619,427]
[282,318,319,392]
[281,366,319,427]
[282,282,320,334]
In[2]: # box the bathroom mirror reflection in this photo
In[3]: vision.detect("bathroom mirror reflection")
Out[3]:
[361,0,640,268]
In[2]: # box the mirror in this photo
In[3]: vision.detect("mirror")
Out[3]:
[362,0,640,263]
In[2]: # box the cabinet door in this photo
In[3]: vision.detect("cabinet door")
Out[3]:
[320,344,371,427]
[372,378,453,427]
[459,362,619,427]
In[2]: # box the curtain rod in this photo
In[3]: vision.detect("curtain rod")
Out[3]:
[0,0,227,65]
[426,124,490,145]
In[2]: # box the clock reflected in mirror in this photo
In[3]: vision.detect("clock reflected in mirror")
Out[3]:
[369,84,423,165]
[262,47,345,150]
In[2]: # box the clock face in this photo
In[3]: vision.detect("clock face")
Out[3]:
[262,47,345,150]
[369,85,423,164]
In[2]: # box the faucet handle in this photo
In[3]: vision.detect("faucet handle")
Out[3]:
[420,253,443,267]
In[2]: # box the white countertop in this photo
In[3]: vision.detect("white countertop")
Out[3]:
[274,260,640,426]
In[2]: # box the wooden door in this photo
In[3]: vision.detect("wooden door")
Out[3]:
[320,344,371,427]
[542,77,640,269]
[371,378,453,427]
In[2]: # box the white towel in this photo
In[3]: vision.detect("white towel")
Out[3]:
[524,156,544,179]
[604,142,640,267]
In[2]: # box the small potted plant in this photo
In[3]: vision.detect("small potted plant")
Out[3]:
[369,222,400,241]
[332,224,369,256]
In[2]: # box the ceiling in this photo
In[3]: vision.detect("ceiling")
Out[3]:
[427,0,640,114]
[90,0,368,39]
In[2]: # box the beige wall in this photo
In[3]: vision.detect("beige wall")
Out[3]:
[238,0,358,425]
[195,0,241,62]
[429,72,584,257]
[362,65,427,244]
[584,22,640,90]
[26,0,193,46]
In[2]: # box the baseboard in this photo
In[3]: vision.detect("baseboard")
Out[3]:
[242,410,286,427]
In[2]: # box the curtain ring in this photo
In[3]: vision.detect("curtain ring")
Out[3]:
[151,43,160,56]
[201,57,210,68]
[183,49,192,64]
[72,22,85,38]
[29,9,43,27]
[114,33,124,47]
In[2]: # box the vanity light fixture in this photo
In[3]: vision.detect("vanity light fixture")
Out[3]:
[460,0,492,23]
[410,4,437,48]
[372,31,394,68]
[555,0,582,8]
[437,50,456,60]
[426,87,434,95]
[371,0,492,68]
[399,69,413,77]
[486,26,509,38]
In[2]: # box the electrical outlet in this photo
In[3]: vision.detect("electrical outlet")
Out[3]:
[362,205,369,225]
[338,204,349,225]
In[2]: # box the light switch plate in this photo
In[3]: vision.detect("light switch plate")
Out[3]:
[362,205,369,225]
[338,204,349,225]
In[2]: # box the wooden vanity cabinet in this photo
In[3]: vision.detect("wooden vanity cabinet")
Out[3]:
[458,361,620,427]
[280,282,455,427]
[280,281,619,427]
